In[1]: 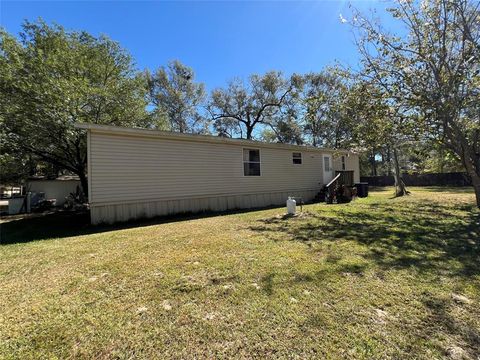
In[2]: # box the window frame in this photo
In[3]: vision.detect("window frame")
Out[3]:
[341,155,346,170]
[242,148,261,177]
[292,152,302,165]
[324,155,331,172]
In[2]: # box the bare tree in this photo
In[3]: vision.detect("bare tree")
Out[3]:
[207,71,302,140]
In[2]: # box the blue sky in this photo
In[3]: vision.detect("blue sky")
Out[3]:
[1,1,392,90]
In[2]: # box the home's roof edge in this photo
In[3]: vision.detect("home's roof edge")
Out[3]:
[75,123,354,154]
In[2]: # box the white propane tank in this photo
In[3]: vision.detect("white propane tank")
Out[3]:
[286,197,296,215]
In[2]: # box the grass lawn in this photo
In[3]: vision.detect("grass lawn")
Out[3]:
[1,187,479,359]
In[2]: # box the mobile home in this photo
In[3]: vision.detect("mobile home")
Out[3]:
[76,124,360,224]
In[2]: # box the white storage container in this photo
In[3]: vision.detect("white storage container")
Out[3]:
[286,197,296,215]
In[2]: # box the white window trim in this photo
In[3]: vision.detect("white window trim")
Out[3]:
[292,152,302,165]
[323,155,332,172]
[242,148,262,177]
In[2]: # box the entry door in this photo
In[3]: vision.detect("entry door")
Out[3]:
[323,154,333,184]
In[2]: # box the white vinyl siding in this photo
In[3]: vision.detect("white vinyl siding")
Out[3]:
[82,126,361,224]
[89,132,325,205]
[333,154,361,183]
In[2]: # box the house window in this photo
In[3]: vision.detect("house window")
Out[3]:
[341,155,346,170]
[243,148,261,176]
[324,156,330,172]
[292,152,302,165]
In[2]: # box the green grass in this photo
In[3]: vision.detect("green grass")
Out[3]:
[1,187,479,359]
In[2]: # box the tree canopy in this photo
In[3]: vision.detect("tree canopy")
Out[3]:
[0,21,150,194]
[351,0,480,203]
[207,71,303,140]
[1,3,479,204]
[147,60,207,133]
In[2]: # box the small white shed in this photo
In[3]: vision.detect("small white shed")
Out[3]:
[76,124,360,224]
[27,176,81,206]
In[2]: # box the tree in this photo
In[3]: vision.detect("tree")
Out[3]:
[0,144,36,186]
[302,69,353,148]
[350,80,415,196]
[147,60,207,133]
[260,108,304,145]
[301,69,407,192]
[0,21,149,196]
[352,0,480,205]
[207,71,302,140]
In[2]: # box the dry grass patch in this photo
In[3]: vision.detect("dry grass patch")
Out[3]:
[1,187,479,359]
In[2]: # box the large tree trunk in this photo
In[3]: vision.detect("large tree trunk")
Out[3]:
[246,125,253,140]
[439,147,445,173]
[393,147,409,197]
[459,145,480,208]
[446,124,480,208]
[77,170,88,201]
[370,150,377,176]
[386,147,391,176]
[471,173,480,208]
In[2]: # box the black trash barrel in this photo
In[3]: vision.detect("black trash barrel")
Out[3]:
[355,182,369,198]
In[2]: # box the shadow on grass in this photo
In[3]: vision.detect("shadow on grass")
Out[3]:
[413,186,474,193]
[249,198,480,355]
[368,186,474,194]
[0,205,284,245]
[249,201,480,278]
[421,292,480,358]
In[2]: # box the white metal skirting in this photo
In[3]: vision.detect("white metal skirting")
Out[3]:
[90,189,318,224]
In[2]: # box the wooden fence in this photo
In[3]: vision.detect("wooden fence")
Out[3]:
[361,172,472,187]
